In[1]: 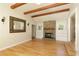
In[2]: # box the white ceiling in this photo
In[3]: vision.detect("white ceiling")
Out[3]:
[9,3,71,16]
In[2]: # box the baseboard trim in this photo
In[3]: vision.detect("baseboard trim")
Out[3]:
[0,39,32,51]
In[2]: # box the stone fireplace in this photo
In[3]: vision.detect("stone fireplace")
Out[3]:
[44,21,56,39]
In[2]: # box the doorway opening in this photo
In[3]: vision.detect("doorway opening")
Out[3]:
[32,25,36,39]
[70,13,75,51]
[70,13,75,43]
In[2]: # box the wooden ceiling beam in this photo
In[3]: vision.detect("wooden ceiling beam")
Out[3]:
[24,3,68,14]
[32,8,70,18]
[10,3,26,9]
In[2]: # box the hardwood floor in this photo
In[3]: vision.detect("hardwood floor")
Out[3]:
[64,41,75,56]
[0,39,75,56]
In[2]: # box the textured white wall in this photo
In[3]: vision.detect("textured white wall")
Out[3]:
[0,3,32,49]
[75,4,79,52]
[33,12,69,41]
[56,19,68,41]
[36,22,44,39]
[71,4,79,54]
[67,4,78,53]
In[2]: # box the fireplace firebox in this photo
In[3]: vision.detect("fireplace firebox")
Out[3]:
[44,33,55,39]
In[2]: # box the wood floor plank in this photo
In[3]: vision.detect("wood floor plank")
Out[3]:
[0,39,75,56]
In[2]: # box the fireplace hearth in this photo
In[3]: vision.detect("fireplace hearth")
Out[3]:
[44,32,55,39]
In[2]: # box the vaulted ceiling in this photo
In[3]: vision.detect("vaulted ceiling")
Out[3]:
[10,3,71,18]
